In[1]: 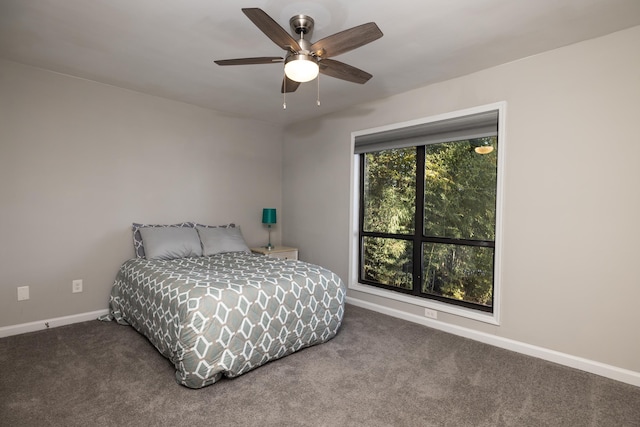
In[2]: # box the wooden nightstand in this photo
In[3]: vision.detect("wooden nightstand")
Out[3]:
[250,246,298,260]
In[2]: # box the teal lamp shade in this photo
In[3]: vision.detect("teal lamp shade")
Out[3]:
[262,208,277,225]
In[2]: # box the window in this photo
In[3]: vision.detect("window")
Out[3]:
[351,104,504,322]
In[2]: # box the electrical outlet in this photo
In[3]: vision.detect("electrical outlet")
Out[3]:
[17,286,29,301]
[424,308,438,319]
[72,279,83,293]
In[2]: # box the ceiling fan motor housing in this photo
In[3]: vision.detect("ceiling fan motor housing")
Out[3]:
[286,15,316,69]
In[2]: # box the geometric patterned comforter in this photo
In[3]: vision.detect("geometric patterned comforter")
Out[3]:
[101,252,345,389]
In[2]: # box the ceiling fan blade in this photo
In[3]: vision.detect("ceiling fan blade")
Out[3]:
[281,76,301,93]
[214,57,283,66]
[242,8,301,53]
[310,22,383,58]
[319,59,372,84]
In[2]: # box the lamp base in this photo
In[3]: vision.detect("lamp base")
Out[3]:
[265,226,273,250]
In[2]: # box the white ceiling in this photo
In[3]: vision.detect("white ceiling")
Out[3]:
[1,0,640,125]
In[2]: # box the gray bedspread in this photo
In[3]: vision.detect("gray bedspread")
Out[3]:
[103,252,345,388]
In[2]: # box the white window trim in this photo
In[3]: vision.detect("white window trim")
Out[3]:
[349,102,507,325]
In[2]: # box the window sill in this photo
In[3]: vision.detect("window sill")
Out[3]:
[349,281,500,325]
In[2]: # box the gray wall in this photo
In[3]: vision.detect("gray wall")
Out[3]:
[282,26,640,373]
[0,59,283,327]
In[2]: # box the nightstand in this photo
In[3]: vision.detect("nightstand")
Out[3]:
[250,246,298,260]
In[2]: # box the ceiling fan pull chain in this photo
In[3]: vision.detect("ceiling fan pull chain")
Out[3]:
[283,69,287,109]
[317,73,320,106]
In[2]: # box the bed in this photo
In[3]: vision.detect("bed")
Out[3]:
[102,223,345,389]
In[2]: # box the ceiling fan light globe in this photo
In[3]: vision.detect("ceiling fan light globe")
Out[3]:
[284,54,319,82]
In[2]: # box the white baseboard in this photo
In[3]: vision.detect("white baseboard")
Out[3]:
[0,309,110,338]
[346,296,640,388]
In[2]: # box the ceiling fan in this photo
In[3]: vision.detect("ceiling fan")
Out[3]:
[214,8,383,94]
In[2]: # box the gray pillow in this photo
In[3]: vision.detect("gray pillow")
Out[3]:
[196,226,250,256]
[132,222,193,258]
[139,226,203,260]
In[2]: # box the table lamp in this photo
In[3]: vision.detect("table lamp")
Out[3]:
[262,208,277,249]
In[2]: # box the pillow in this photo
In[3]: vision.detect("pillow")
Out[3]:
[196,226,250,256]
[132,222,193,258]
[139,226,203,260]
